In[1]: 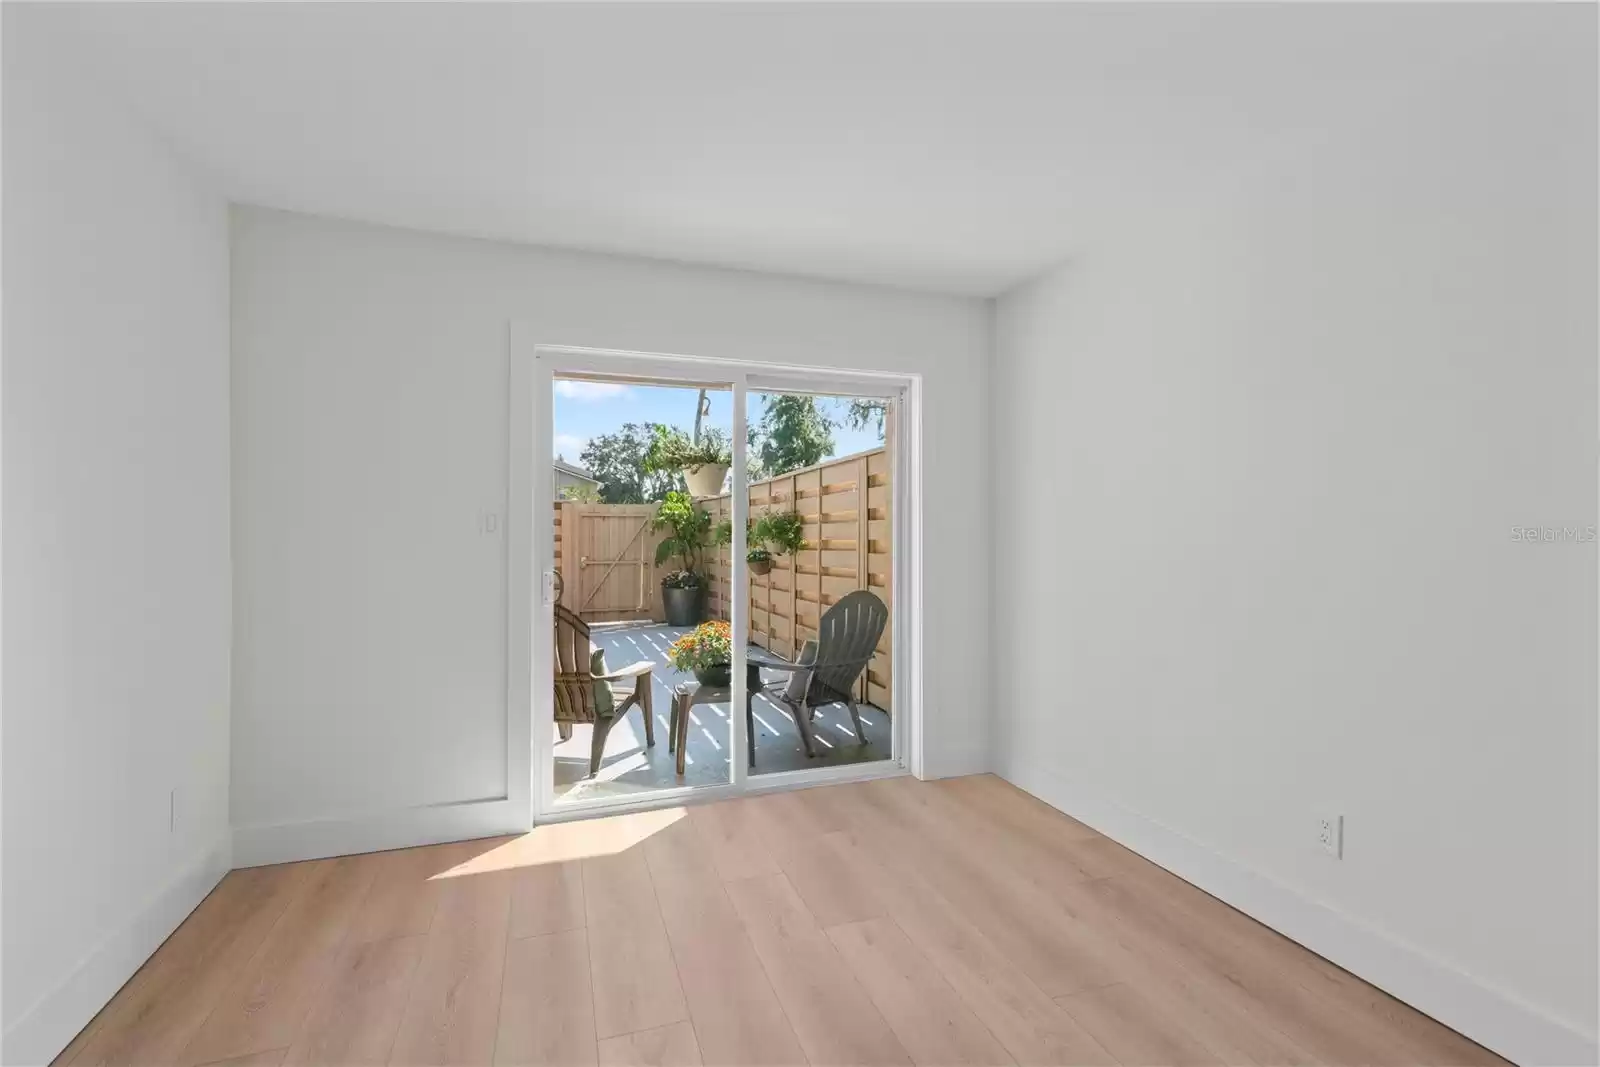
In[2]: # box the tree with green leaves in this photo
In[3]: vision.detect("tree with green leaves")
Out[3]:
[843,398,887,441]
[580,422,681,503]
[751,394,834,477]
[557,482,601,503]
[745,425,767,483]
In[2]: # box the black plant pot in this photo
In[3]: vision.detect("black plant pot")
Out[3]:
[694,663,732,687]
[661,583,703,627]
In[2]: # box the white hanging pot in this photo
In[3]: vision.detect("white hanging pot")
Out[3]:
[682,462,729,498]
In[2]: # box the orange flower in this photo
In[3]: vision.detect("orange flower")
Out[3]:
[666,618,733,672]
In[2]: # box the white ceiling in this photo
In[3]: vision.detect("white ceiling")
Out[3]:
[16,2,1577,295]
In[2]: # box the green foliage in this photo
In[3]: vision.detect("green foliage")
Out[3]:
[752,510,807,556]
[651,490,714,579]
[744,425,768,483]
[644,425,731,472]
[844,398,887,441]
[694,426,735,467]
[751,394,834,477]
[713,509,804,564]
[581,423,681,503]
[569,396,879,507]
[662,569,700,589]
[557,482,600,503]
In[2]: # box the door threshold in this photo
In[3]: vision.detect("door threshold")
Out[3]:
[536,760,908,825]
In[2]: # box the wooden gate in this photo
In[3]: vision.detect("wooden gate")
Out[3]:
[552,502,669,622]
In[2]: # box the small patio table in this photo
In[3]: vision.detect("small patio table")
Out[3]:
[669,650,795,775]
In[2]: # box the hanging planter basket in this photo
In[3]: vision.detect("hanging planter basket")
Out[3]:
[748,556,773,576]
[682,462,729,498]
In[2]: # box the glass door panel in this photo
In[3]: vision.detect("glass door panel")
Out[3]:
[549,374,738,805]
[739,387,898,777]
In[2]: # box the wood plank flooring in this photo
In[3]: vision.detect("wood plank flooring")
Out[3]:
[54,775,1505,1067]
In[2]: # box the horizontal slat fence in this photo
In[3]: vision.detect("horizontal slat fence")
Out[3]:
[704,447,892,711]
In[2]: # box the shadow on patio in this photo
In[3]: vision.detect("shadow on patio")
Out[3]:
[554,622,892,803]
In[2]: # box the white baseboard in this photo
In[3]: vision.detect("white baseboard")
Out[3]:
[231,797,527,867]
[2,836,232,1067]
[1000,761,1597,1067]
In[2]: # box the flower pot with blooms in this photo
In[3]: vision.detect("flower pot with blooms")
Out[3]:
[668,620,734,686]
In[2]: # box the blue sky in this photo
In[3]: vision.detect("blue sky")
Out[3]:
[553,381,881,471]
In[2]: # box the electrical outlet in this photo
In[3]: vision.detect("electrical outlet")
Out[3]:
[1316,812,1343,858]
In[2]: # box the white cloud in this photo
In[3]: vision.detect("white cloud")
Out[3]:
[553,434,590,460]
[554,379,631,401]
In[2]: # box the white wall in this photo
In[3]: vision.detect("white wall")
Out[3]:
[229,207,990,853]
[990,28,1596,1067]
[1,12,233,1064]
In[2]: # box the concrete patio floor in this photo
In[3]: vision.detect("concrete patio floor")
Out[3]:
[553,621,892,803]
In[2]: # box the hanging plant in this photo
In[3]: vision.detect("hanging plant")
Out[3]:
[752,510,807,556]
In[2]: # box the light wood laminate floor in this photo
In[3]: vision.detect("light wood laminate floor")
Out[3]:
[55,775,1504,1067]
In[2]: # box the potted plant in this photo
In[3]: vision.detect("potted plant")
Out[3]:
[715,516,779,575]
[645,427,731,499]
[667,620,733,686]
[752,510,807,565]
[652,490,713,626]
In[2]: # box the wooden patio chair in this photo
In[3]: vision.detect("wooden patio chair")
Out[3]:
[553,604,655,776]
[754,590,888,759]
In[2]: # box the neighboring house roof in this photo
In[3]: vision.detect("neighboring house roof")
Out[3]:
[553,457,600,485]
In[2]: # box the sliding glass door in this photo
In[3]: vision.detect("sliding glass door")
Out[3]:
[735,382,899,780]
[542,362,744,809]
[528,347,908,819]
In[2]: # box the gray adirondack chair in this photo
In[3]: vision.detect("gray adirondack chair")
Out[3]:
[755,590,888,759]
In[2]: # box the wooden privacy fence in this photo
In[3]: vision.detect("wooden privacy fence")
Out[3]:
[703,448,893,711]
[551,446,892,710]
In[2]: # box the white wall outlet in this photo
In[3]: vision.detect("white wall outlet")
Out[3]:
[479,510,500,535]
[1316,812,1343,858]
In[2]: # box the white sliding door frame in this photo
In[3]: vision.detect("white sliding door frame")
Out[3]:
[741,373,913,789]
[510,328,922,825]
